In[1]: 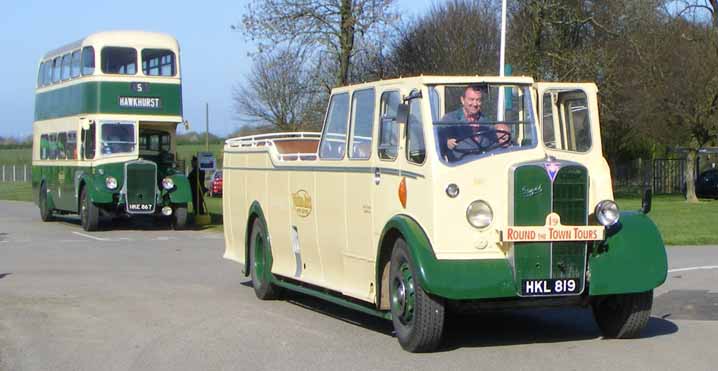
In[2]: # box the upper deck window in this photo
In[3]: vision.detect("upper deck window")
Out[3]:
[61,54,72,81]
[101,121,136,155]
[142,49,176,76]
[71,50,81,78]
[52,57,61,83]
[319,93,349,160]
[434,84,537,165]
[43,60,53,85]
[101,47,137,75]
[37,63,45,87]
[82,46,95,75]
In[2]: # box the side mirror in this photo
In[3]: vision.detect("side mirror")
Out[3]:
[641,189,652,214]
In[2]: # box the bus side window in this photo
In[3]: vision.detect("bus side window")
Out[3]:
[82,47,95,76]
[44,59,53,85]
[378,91,401,160]
[57,132,67,160]
[48,133,58,160]
[67,132,77,160]
[52,57,61,83]
[61,54,72,81]
[71,50,81,78]
[349,89,375,160]
[406,96,426,165]
[37,62,45,87]
[83,123,96,160]
[318,93,349,160]
[40,134,49,160]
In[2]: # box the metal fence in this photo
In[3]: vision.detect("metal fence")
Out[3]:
[0,164,31,183]
[613,158,693,195]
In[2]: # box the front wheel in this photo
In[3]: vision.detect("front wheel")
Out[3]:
[80,187,100,231]
[249,218,282,300]
[39,182,53,222]
[592,290,653,339]
[390,238,445,352]
[172,204,188,230]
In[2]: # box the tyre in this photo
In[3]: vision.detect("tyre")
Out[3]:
[80,187,100,231]
[389,238,445,352]
[172,204,188,230]
[39,182,53,222]
[592,290,653,339]
[249,218,282,300]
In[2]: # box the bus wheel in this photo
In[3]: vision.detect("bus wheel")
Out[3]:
[389,238,444,352]
[172,204,188,230]
[249,218,281,300]
[80,187,100,231]
[39,182,53,222]
[592,290,653,339]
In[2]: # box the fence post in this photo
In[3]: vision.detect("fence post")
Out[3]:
[1,165,4,182]
[24,164,28,182]
[13,165,16,183]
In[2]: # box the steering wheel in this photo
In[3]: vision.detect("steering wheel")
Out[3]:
[451,128,512,159]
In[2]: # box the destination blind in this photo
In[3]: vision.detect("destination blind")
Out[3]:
[118,96,162,109]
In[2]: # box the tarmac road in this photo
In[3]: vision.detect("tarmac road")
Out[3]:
[1,200,717,370]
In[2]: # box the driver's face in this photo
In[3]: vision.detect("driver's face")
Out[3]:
[461,88,482,118]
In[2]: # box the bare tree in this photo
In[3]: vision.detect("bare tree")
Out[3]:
[234,50,325,132]
[236,0,399,86]
[390,0,501,76]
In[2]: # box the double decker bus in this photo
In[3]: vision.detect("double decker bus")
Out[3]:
[32,31,192,231]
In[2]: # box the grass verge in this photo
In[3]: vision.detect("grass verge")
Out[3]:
[0,182,33,202]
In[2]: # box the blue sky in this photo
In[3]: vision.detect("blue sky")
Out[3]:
[0,0,433,139]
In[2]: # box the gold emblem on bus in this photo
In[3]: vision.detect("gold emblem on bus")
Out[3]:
[291,190,312,217]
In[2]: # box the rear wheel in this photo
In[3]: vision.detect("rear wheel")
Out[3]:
[172,204,188,230]
[592,290,653,339]
[39,182,53,222]
[80,187,100,231]
[390,238,445,352]
[249,218,281,300]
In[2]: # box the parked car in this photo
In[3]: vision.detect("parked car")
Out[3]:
[208,170,223,197]
[696,168,718,199]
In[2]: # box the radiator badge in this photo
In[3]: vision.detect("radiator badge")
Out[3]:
[291,190,312,217]
[521,184,543,198]
[544,161,561,183]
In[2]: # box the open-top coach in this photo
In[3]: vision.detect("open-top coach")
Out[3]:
[32,31,191,231]
[222,76,667,352]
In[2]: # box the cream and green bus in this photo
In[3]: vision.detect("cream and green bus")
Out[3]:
[222,76,667,352]
[32,31,192,231]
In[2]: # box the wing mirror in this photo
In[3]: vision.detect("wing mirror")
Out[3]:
[640,189,652,214]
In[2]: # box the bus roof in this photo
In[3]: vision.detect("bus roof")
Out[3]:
[43,30,179,60]
[328,75,537,94]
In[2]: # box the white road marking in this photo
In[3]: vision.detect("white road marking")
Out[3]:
[668,265,718,273]
[72,232,110,241]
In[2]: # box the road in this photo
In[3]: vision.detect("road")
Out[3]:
[0,200,717,370]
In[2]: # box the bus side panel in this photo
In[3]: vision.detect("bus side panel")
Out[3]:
[265,162,294,278]
[288,170,322,284]
[222,149,248,266]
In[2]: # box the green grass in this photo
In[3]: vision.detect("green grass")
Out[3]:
[0,182,33,202]
[616,195,718,245]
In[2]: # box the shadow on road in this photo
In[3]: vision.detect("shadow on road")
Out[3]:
[241,281,678,351]
[48,213,220,231]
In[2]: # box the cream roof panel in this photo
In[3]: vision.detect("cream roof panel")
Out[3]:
[43,31,179,60]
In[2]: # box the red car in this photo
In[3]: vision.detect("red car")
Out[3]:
[208,170,223,197]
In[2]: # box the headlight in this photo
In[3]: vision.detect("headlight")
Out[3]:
[595,200,620,226]
[466,200,493,229]
[162,177,175,190]
[105,176,118,190]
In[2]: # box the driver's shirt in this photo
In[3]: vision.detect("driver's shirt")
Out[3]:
[440,109,496,162]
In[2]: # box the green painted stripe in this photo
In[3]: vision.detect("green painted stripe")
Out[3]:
[271,276,392,320]
[35,81,182,120]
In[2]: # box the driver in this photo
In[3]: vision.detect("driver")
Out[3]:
[440,84,510,162]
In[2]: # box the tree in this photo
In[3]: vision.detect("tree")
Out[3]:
[234,50,325,132]
[237,0,399,86]
[390,0,501,76]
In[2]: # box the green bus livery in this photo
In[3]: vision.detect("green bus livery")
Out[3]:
[32,31,191,231]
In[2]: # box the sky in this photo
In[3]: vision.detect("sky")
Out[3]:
[0,0,434,139]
